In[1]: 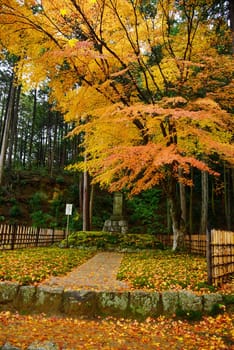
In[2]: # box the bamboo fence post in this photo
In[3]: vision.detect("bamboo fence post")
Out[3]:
[206,228,212,285]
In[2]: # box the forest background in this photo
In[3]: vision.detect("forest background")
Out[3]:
[0,0,233,249]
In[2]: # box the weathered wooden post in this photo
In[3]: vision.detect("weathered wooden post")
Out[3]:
[206,227,212,285]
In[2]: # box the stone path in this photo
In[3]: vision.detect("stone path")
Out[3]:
[41,252,129,291]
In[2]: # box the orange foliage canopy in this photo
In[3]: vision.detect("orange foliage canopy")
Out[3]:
[0,0,233,196]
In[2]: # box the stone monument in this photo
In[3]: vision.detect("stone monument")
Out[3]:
[103,192,128,233]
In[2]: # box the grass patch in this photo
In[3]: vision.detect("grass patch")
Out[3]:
[117,250,212,293]
[0,247,94,285]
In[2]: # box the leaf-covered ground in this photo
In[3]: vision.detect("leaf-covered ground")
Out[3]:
[0,248,232,294]
[117,250,232,294]
[0,247,94,285]
[0,312,233,349]
[0,248,233,348]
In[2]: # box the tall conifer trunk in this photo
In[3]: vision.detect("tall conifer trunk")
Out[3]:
[28,89,37,167]
[82,153,90,231]
[200,171,209,234]
[229,0,234,53]
[0,79,16,184]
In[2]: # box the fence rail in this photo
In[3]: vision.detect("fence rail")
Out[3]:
[0,224,65,249]
[157,234,207,255]
[157,230,234,286]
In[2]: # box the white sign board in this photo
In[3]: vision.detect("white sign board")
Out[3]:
[65,203,73,216]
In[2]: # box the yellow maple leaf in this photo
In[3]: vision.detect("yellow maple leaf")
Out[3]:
[68,38,78,48]
[60,8,67,16]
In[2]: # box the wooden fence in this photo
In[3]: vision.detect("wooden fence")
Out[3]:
[0,224,65,250]
[209,229,234,286]
[157,234,207,255]
[157,230,234,286]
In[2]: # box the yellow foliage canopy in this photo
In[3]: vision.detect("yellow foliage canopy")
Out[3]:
[0,0,233,193]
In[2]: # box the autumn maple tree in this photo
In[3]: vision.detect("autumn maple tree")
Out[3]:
[0,0,233,249]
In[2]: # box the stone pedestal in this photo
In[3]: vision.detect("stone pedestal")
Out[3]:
[103,192,128,233]
[103,218,128,234]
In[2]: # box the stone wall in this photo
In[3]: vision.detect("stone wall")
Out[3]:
[0,282,232,320]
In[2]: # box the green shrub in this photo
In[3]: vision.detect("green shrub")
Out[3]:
[127,188,167,234]
[209,303,226,316]
[9,204,22,217]
[30,210,52,227]
[175,308,203,321]
[9,197,17,205]
[64,231,161,250]
[29,191,48,211]
[55,175,65,184]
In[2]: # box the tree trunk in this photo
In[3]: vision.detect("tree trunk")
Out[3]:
[82,153,90,231]
[166,177,185,251]
[189,167,194,234]
[89,184,94,230]
[179,168,186,226]
[166,199,171,233]
[211,177,215,218]
[168,195,185,251]
[0,80,16,184]
[28,89,37,167]
[7,85,21,169]
[229,0,234,54]
[224,164,231,230]
[200,171,208,234]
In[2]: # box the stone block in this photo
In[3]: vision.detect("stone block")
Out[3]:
[129,291,160,318]
[97,291,129,317]
[27,341,58,350]
[162,291,179,315]
[63,290,97,316]
[203,293,223,313]
[0,282,19,303]
[178,291,202,312]
[1,343,20,350]
[14,285,36,312]
[35,286,63,314]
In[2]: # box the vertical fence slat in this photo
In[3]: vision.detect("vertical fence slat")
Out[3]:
[206,228,212,285]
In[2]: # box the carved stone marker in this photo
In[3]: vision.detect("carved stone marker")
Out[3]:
[103,192,128,234]
[111,192,123,220]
